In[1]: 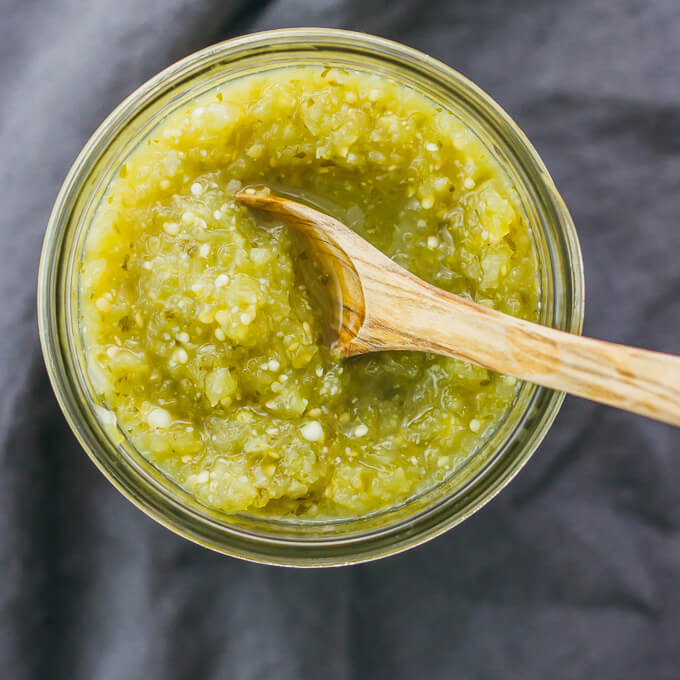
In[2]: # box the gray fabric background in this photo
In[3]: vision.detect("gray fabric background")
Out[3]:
[2,1,679,678]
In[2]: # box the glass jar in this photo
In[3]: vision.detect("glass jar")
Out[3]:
[38,29,584,566]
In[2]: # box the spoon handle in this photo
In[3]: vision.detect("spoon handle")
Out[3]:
[360,274,680,426]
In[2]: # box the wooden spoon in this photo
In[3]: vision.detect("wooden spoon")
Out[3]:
[236,189,680,426]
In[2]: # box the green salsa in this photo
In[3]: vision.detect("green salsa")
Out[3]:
[80,67,540,518]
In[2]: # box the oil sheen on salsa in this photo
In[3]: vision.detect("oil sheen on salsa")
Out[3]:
[80,67,540,518]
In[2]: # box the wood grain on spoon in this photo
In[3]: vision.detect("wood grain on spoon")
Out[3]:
[236,189,680,426]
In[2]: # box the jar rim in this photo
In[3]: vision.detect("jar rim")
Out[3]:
[38,28,584,566]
